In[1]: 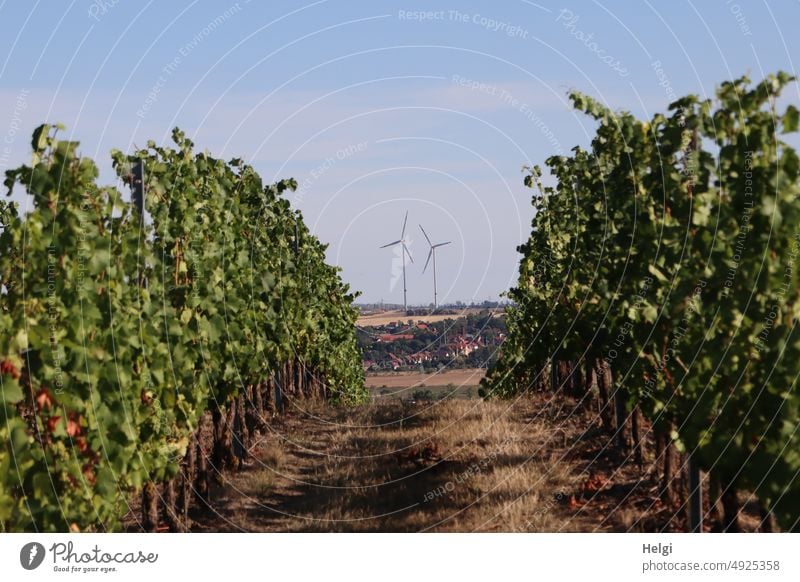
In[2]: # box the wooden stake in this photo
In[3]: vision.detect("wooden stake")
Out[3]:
[631,406,643,467]
[595,359,614,432]
[688,454,703,532]
[721,484,741,532]
[141,481,159,533]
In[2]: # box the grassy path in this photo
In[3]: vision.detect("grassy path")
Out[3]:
[188,394,761,532]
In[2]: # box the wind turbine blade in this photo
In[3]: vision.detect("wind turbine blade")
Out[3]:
[419,224,432,246]
[401,211,408,239]
[380,240,402,248]
[423,249,433,273]
[403,243,414,263]
[433,241,452,248]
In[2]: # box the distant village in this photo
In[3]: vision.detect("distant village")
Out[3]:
[357,310,506,372]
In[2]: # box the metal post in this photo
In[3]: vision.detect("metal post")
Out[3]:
[131,159,145,214]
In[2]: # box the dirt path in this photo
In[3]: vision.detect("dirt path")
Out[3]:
[189,394,698,532]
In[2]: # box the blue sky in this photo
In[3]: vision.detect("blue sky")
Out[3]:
[1,0,799,304]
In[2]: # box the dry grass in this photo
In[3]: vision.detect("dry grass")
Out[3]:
[191,395,610,532]
[258,441,286,470]
[244,471,276,498]
[190,394,767,532]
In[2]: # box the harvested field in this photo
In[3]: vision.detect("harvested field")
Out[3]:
[356,308,501,327]
[365,368,485,389]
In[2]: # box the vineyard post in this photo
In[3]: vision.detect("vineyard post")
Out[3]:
[613,385,630,450]
[194,431,209,502]
[163,479,181,532]
[688,453,702,532]
[131,159,145,214]
[720,483,741,532]
[595,360,614,432]
[274,373,284,413]
[294,215,300,255]
[142,482,159,532]
[180,438,196,527]
[232,396,246,468]
[632,406,643,466]
[584,359,596,409]
[759,504,776,533]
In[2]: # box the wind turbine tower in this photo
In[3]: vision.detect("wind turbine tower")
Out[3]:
[419,224,451,310]
[380,211,414,310]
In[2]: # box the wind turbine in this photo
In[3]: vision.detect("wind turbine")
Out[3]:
[380,211,414,310]
[419,224,451,310]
